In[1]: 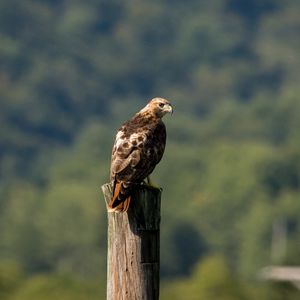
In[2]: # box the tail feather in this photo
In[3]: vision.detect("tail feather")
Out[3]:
[108,181,131,212]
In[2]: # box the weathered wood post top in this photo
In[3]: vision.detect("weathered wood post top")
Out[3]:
[102,183,161,300]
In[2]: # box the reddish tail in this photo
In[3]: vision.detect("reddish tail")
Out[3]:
[108,181,131,212]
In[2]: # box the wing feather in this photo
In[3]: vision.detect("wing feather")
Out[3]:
[110,127,144,180]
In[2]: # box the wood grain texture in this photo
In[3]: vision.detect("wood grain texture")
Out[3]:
[102,183,161,300]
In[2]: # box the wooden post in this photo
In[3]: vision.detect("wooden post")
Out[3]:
[102,183,161,300]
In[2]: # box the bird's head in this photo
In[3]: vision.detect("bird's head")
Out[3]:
[144,97,173,118]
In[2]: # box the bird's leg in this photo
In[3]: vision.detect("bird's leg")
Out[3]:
[143,176,161,190]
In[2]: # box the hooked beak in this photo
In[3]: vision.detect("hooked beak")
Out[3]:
[165,103,173,115]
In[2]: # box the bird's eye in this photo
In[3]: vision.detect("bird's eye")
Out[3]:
[159,103,164,108]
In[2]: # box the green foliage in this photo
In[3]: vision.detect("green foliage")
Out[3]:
[0,0,300,298]
[10,274,104,300]
[161,255,248,300]
[0,260,24,300]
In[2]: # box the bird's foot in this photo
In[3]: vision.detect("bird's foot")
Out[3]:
[142,176,162,191]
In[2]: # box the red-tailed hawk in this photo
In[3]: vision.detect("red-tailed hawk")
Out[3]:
[108,97,173,212]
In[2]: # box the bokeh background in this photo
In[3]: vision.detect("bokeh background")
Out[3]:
[0,0,300,299]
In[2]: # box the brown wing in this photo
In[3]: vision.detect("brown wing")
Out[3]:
[108,127,145,212]
[110,128,145,181]
[111,121,166,181]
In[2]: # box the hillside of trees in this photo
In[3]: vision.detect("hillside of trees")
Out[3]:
[0,0,299,299]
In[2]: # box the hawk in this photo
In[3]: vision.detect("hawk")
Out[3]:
[108,97,173,212]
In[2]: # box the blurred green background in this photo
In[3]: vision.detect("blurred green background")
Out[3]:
[0,0,300,299]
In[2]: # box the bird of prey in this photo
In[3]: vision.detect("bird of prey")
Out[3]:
[108,97,173,212]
